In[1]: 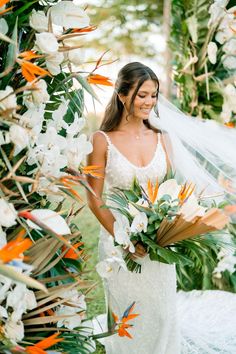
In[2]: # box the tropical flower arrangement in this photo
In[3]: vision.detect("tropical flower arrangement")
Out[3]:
[0,0,138,352]
[96,176,230,275]
[171,0,236,127]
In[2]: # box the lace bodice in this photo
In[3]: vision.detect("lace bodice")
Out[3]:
[98,131,167,191]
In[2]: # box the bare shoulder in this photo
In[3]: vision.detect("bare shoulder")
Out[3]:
[91,131,108,151]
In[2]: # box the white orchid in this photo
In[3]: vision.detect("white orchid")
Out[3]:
[20,104,45,130]
[55,305,83,330]
[215,13,235,44]
[0,226,7,248]
[47,99,69,132]
[4,318,24,343]
[36,126,67,152]
[24,80,49,108]
[59,289,87,310]
[45,51,64,75]
[6,283,37,322]
[0,86,17,112]
[0,199,17,228]
[9,124,30,155]
[207,42,218,64]
[65,134,93,169]
[29,9,48,32]
[65,114,86,137]
[35,32,59,54]
[0,305,8,318]
[0,275,12,303]
[223,38,236,55]
[157,179,181,201]
[50,1,90,30]
[103,235,124,261]
[113,214,135,253]
[130,212,148,233]
[0,18,8,34]
[208,0,228,26]
[223,55,236,70]
[96,259,118,279]
[26,209,71,235]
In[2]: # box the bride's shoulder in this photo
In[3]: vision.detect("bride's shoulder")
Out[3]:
[91,130,110,150]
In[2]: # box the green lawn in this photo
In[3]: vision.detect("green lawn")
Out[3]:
[75,191,106,354]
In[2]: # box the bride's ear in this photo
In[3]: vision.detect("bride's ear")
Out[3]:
[118,94,126,105]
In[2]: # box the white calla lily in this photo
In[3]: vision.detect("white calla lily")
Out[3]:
[50,1,90,30]
[179,194,206,221]
[131,212,148,233]
[157,179,181,201]
[26,209,71,235]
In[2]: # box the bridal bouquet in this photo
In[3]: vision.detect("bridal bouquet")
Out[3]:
[100,177,230,273]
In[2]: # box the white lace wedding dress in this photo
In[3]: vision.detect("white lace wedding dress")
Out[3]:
[97,131,236,354]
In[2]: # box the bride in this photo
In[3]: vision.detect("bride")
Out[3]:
[86,62,236,353]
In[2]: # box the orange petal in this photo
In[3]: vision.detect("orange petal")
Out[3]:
[18,51,44,60]
[35,333,63,350]
[72,25,97,33]
[20,60,50,82]
[87,74,113,86]
[0,235,32,263]
[0,5,13,15]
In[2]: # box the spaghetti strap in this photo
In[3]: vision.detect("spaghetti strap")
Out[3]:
[97,130,112,146]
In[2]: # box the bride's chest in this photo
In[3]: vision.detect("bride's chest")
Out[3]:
[105,143,167,190]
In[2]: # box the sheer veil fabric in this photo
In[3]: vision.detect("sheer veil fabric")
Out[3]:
[149,94,236,202]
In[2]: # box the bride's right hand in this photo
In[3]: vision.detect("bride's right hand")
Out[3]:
[131,241,147,258]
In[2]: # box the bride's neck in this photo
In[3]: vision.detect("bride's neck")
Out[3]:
[118,115,146,134]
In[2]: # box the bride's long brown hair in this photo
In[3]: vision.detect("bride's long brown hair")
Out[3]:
[100,62,160,132]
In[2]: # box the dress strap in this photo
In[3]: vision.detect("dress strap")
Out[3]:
[97,130,112,146]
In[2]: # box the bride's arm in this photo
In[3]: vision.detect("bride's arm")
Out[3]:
[86,132,116,237]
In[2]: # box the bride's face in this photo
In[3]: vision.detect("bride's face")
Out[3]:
[123,79,158,120]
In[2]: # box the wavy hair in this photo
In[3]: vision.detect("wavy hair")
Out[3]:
[100,62,160,132]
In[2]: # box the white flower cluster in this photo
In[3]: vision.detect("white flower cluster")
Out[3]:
[0,277,37,344]
[208,2,236,70]
[213,236,236,279]
[220,83,236,123]
[30,1,90,74]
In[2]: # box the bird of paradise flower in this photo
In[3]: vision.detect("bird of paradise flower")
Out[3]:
[112,302,139,339]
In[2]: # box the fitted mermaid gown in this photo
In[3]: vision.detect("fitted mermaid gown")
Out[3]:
[97,131,236,354]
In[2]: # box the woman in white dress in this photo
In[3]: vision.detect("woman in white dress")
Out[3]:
[86,62,236,354]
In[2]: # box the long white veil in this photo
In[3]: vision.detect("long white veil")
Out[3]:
[149,94,236,203]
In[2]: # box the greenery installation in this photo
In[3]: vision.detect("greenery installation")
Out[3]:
[0,1,131,353]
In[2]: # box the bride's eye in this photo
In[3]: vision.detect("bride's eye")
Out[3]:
[138,95,146,98]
